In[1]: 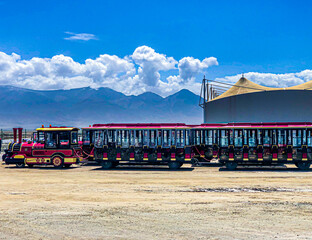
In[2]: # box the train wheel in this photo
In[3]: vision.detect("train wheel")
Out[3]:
[225,162,238,170]
[112,162,118,168]
[101,161,113,169]
[296,162,311,170]
[64,164,72,168]
[52,156,64,169]
[28,164,34,168]
[16,163,25,168]
[168,162,182,170]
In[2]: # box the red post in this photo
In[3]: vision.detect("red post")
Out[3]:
[13,128,17,142]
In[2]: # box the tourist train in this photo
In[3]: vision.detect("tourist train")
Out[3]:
[3,122,312,170]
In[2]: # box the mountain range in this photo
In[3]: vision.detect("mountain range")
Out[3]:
[0,86,203,129]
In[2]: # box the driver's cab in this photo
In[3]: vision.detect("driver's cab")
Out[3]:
[33,127,79,149]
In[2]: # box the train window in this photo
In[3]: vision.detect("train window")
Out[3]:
[94,130,104,148]
[200,130,205,144]
[143,130,149,146]
[175,130,185,148]
[213,130,218,144]
[163,130,170,148]
[308,130,312,147]
[263,130,271,147]
[292,130,297,147]
[82,130,90,145]
[248,130,256,147]
[117,130,122,145]
[171,130,176,146]
[135,130,143,147]
[243,130,248,145]
[206,130,213,145]
[195,130,201,145]
[38,131,45,143]
[71,131,78,145]
[59,131,70,148]
[287,130,292,145]
[130,130,135,146]
[303,130,307,145]
[220,130,228,147]
[189,130,195,145]
[277,130,286,146]
[103,130,108,145]
[204,130,208,144]
[157,130,162,146]
[108,130,115,143]
[45,132,57,148]
[181,130,185,146]
[176,130,181,147]
[229,130,234,145]
[298,130,302,146]
[33,132,38,142]
[257,130,262,145]
[234,130,243,147]
[121,130,129,148]
[150,130,157,148]
[272,130,277,145]
[185,130,190,145]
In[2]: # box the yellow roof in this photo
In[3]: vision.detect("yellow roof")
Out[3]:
[36,127,79,131]
[211,77,312,101]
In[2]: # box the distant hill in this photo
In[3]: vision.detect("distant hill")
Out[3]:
[0,86,203,128]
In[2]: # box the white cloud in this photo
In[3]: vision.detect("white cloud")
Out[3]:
[64,32,98,41]
[0,46,218,96]
[216,71,312,88]
[178,57,218,81]
[132,46,177,86]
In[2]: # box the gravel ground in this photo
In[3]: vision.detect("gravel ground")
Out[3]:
[0,162,312,240]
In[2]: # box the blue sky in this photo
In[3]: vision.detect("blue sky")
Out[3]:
[0,0,311,96]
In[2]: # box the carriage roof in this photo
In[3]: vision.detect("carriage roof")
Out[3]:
[82,123,191,130]
[36,127,80,131]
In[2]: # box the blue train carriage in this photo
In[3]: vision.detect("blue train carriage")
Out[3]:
[81,123,193,169]
[193,122,312,170]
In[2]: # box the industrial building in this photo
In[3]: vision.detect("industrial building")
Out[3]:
[202,76,312,123]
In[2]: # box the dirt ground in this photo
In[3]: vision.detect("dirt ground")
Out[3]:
[0,162,312,240]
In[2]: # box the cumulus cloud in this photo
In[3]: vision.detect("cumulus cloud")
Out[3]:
[216,71,312,88]
[178,57,218,81]
[0,46,217,96]
[64,32,98,41]
[132,46,177,86]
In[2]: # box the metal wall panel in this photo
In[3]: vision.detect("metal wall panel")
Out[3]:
[204,90,312,123]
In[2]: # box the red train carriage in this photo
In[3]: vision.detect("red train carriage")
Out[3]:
[4,126,83,168]
[192,122,312,170]
[82,123,193,169]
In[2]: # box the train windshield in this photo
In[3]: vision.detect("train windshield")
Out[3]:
[45,132,57,148]
[59,131,70,148]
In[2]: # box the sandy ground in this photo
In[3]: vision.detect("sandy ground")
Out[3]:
[0,162,312,240]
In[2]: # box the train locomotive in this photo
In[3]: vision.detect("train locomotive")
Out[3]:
[3,126,83,168]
